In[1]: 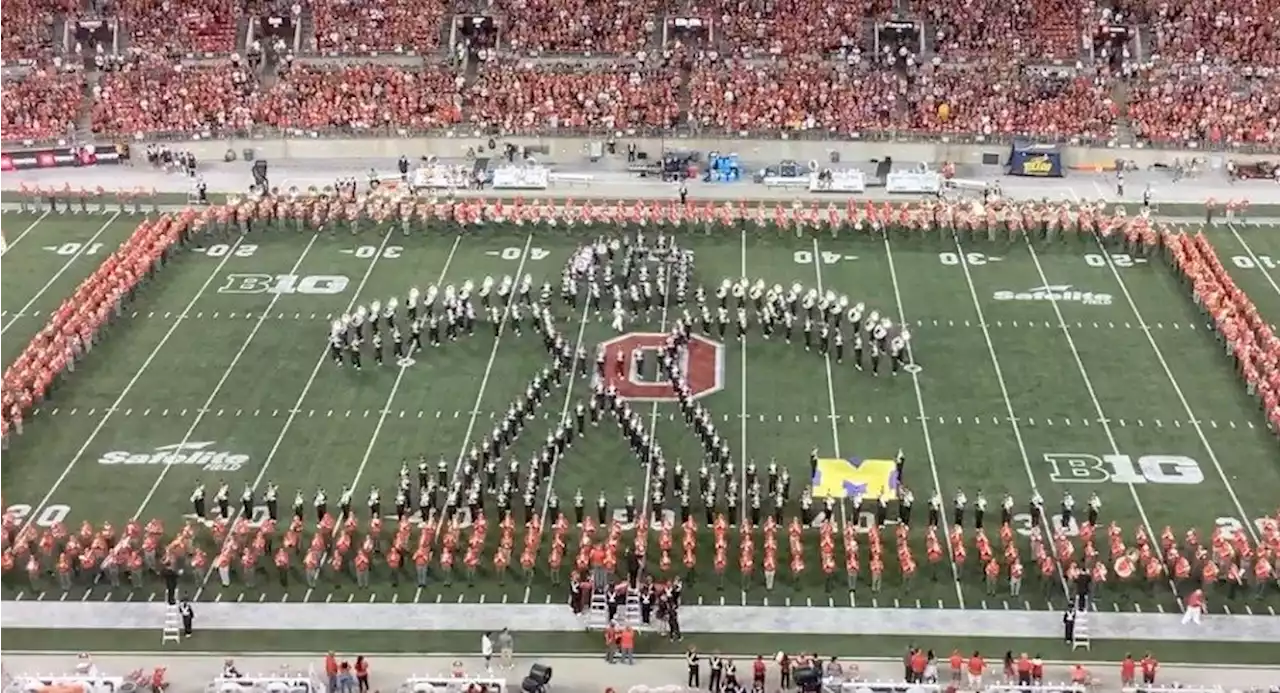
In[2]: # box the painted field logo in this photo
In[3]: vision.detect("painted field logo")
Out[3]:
[598,332,725,401]
[98,441,249,472]
[993,285,1113,306]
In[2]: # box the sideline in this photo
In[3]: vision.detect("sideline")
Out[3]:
[4,602,1280,643]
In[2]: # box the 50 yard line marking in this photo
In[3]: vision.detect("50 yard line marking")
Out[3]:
[526,257,595,604]
[636,236,675,548]
[881,235,965,608]
[196,229,402,598]
[950,235,1070,598]
[132,233,321,518]
[14,236,246,536]
[1,211,120,335]
[1087,236,1262,546]
[809,238,854,607]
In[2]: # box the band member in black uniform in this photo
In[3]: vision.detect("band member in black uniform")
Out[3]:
[418,487,433,523]
[803,318,814,351]
[799,490,814,525]
[348,338,362,369]
[338,486,354,521]
[372,330,384,366]
[214,482,230,519]
[1000,493,1014,527]
[1029,491,1044,529]
[368,486,381,518]
[875,493,889,527]
[574,488,585,525]
[952,490,966,528]
[679,491,692,524]
[809,448,819,480]
[834,330,844,363]
[395,489,409,520]
[292,490,305,521]
[241,485,254,519]
[703,488,716,526]
[410,318,423,351]
[749,491,761,526]
[597,492,609,525]
[710,654,724,692]
[191,484,206,520]
[927,491,942,528]
[772,491,785,523]
[314,488,328,523]
[391,328,404,360]
[624,488,636,525]
[640,585,654,624]
[726,490,738,526]
[262,483,278,521]
[898,487,914,527]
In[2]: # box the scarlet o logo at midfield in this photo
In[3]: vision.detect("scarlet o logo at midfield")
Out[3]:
[598,333,725,401]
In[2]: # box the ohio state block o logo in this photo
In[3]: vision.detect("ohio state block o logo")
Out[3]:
[599,332,725,401]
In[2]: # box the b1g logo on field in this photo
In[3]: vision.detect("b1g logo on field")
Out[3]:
[219,273,350,295]
[1045,453,1204,485]
[598,332,725,402]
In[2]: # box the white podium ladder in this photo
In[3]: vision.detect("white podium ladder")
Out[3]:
[585,593,609,631]
[1071,609,1090,651]
[161,603,182,644]
[623,592,644,629]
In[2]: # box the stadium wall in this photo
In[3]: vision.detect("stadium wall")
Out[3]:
[182,136,1273,168]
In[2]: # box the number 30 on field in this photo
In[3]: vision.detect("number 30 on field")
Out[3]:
[5,504,72,528]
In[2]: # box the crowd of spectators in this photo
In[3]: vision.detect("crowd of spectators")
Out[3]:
[687,61,902,133]
[1,0,1278,146]
[491,0,662,55]
[257,64,463,131]
[311,0,448,55]
[684,0,893,59]
[1,0,76,63]
[1,70,83,142]
[1128,70,1280,147]
[1125,0,1280,68]
[110,0,242,56]
[466,62,680,131]
[920,0,1086,63]
[90,63,259,136]
[903,64,1118,141]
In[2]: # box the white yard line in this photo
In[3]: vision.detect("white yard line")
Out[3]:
[345,234,463,490]
[1018,239,1177,597]
[14,236,246,536]
[738,227,749,531]
[635,237,675,535]
[950,236,1070,597]
[445,233,535,483]
[1,211,121,335]
[1086,239,1263,546]
[194,230,401,596]
[525,263,594,603]
[809,238,854,606]
[1226,223,1280,297]
[130,233,321,519]
[881,235,966,607]
[0,209,51,256]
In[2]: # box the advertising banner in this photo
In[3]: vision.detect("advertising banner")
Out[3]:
[1007,140,1064,177]
[0,144,123,172]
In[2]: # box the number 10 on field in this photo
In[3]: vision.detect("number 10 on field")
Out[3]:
[1045,453,1205,485]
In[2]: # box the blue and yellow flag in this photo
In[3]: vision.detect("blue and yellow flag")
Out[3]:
[811,457,900,501]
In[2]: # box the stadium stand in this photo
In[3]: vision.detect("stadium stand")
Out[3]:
[311,0,448,55]
[1,70,84,142]
[466,62,680,131]
[1,0,1279,145]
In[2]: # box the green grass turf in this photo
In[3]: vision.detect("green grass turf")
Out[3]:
[4,628,1280,665]
[3,213,1279,617]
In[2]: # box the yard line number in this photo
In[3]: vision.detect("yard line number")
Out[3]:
[1084,253,1141,268]
[49,242,104,256]
[793,250,846,265]
[202,244,259,257]
[5,503,71,528]
[490,247,550,261]
[354,245,403,259]
[1231,255,1277,270]
[939,252,988,266]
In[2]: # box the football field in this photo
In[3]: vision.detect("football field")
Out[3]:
[2,207,1279,618]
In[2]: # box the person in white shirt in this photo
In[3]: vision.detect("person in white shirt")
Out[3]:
[480,632,494,672]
